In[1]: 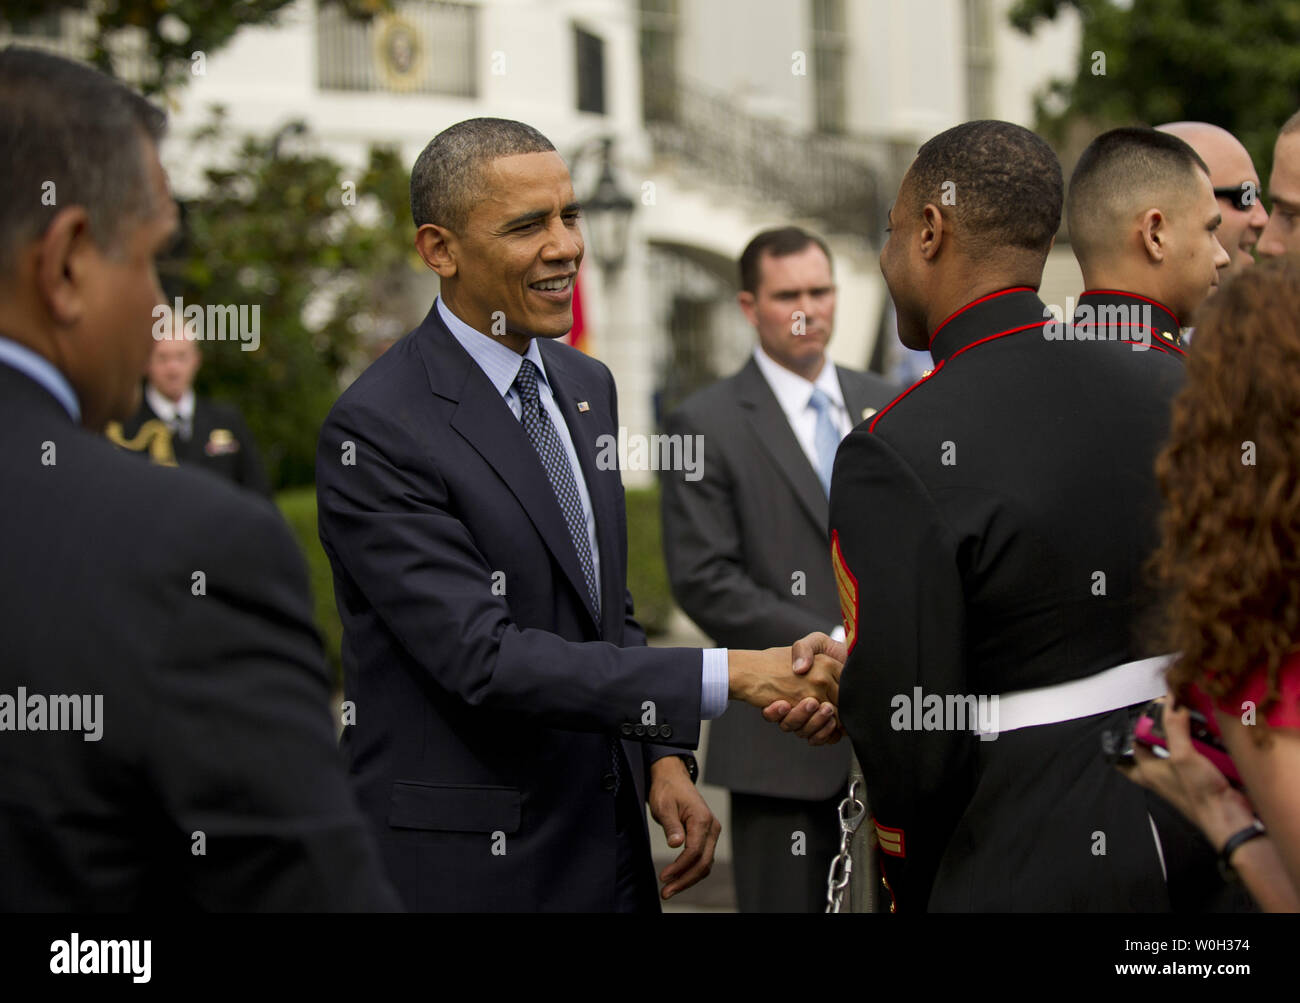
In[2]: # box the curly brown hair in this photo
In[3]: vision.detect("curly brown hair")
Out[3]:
[1153,257,1300,716]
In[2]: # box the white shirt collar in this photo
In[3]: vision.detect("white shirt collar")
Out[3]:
[752,345,843,420]
[145,385,194,422]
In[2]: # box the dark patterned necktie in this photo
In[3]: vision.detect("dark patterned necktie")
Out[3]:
[513,359,623,793]
[514,358,601,616]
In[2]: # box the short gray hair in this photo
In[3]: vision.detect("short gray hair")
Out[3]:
[0,47,167,273]
[409,117,556,232]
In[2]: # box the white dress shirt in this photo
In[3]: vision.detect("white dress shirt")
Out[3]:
[145,385,195,438]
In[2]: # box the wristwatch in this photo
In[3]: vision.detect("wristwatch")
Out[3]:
[677,754,699,784]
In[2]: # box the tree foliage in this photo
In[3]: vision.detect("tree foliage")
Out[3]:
[0,0,390,95]
[1010,0,1300,178]
[171,108,418,489]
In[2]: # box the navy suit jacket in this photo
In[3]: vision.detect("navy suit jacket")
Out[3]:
[316,305,703,911]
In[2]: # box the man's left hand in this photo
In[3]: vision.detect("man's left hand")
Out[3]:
[648,756,721,900]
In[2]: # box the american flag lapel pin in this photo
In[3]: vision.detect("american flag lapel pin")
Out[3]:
[577,401,590,412]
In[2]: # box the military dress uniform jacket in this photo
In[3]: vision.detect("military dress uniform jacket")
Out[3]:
[114,395,271,497]
[829,286,1195,912]
[1069,289,1187,358]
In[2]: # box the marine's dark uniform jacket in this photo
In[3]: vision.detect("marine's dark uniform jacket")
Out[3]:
[828,286,1203,911]
[1070,288,1187,358]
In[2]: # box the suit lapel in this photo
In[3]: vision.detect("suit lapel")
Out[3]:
[417,314,601,631]
[540,341,622,640]
[837,368,875,429]
[734,358,827,531]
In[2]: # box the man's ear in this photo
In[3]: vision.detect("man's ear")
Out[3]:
[35,206,93,326]
[415,223,458,278]
[919,203,945,262]
[737,290,758,327]
[1139,208,1166,263]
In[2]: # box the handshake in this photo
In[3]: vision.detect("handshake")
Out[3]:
[728,631,847,746]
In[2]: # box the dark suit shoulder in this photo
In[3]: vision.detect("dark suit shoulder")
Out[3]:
[666,372,747,428]
[330,329,426,418]
[836,365,897,407]
[80,426,284,555]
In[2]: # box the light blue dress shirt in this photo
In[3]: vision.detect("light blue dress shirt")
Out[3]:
[436,297,728,720]
[0,335,81,422]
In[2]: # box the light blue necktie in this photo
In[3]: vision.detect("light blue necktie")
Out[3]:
[808,387,840,496]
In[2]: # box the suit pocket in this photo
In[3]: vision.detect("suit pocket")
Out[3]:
[388,781,521,834]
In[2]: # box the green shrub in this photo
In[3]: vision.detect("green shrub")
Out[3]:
[624,484,674,637]
[275,486,343,686]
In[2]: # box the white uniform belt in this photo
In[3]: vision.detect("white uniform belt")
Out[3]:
[976,654,1173,737]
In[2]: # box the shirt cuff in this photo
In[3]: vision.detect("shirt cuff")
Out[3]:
[700,648,729,720]
[830,625,846,643]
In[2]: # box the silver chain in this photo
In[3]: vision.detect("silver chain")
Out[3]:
[824,776,867,913]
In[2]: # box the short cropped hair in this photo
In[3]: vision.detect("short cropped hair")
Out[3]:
[1067,127,1209,266]
[0,47,167,273]
[410,117,557,232]
[1281,110,1300,138]
[739,226,833,294]
[901,120,1063,255]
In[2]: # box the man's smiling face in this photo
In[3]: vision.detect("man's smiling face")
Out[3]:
[442,151,584,350]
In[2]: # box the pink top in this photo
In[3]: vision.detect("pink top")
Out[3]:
[1187,649,1300,733]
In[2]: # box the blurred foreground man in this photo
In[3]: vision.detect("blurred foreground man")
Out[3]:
[828,120,1222,911]
[661,226,894,912]
[0,48,397,910]
[108,334,270,496]
[1067,128,1229,350]
[1157,121,1268,282]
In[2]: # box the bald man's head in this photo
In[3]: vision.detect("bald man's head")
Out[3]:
[1157,122,1267,277]
[1068,127,1228,321]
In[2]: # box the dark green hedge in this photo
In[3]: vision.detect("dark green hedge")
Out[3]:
[275,484,675,687]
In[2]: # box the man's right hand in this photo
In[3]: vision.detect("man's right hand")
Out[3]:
[727,646,842,745]
[759,631,848,745]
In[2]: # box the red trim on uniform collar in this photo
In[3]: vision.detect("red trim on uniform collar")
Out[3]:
[1078,288,1182,330]
[928,286,1036,348]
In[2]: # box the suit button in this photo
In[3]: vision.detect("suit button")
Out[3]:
[660,725,672,739]
[634,724,645,736]
[621,723,633,736]
[601,773,617,791]
[647,725,659,738]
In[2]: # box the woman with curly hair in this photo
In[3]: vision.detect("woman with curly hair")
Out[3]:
[1124,257,1300,911]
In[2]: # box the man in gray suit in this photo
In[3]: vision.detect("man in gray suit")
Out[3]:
[660,227,896,911]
